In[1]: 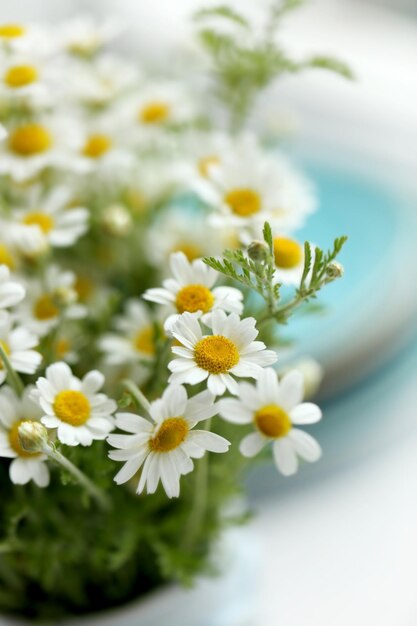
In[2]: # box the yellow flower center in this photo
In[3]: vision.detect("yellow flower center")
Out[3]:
[194,335,239,374]
[133,325,156,356]
[224,188,261,217]
[0,340,10,369]
[139,101,170,125]
[0,244,15,269]
[254,404,292,438]
[9,420,41,458]
[53,390,91,426]
[33,294,59,321]
[149,417,189,453]
[5,64,38,88]
[198,155,220,177]
[55,337,71,358]
[9,124,52,157]
[175,284,214,314]
[23,211,54,234]
[273,237,303,269]
[82,133,112,159]
[171,243,202,262]
[0,24,26,38]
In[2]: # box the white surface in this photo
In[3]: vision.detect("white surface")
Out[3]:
[254,419,417,626]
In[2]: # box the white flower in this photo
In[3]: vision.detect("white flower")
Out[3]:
[220,368,322,476]
[108,384,229,498]
[144,252,243,332]
[0,116,88,182]
[0,53,64,106]
[0,23,55,55]
[31,362,116,447]
[195,140,315,233]
[271,237,314,286]
[100,299,158,365]
[168,310,277,397]
[0,313,42,384]
[10,185,89,250]
[60,17,123,56]
[0,265,25,309]
[17,265,86,337]
[0,386,50,487]
[145,210,239,269]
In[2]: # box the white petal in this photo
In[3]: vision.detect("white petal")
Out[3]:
[290,402,322,425]
[46,362,73,392]
[162,384,187,417]
[9,457,31,484]
[219,398,252,424]
[288,429,322,462]
[115,412,152,434]
[187,430,230,453]
[30,461,50,487]
[239,432,266,458]
[279,370,304,410]
[114,451,148,485]
[159,453,181,498]
[256,367,280,404]
[207,374,226,397]
[82,370,104,395]
[273,438,298,476]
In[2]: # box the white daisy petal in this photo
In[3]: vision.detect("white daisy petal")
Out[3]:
[239,432,266,457]
[273,438,298,476]
[290,402,322,425]
[288,429,322,462]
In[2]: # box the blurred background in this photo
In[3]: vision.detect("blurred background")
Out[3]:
[1,1,416,624]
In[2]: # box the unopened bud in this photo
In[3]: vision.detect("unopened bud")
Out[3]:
[101,204,132,237]
[326,261,344,280]
[247,240,269,263]
[18,421,49,454]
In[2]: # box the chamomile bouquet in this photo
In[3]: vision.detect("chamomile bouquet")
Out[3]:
[0,2,349,620]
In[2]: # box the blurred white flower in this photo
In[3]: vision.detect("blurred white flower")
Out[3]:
[0,265,25,309]
[220,368,322,476]
[0,312,42,383]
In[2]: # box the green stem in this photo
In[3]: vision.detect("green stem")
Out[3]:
[122,379,151,415]
[0,343,24,396]
[45,445,110,511]
[182,418,212,551]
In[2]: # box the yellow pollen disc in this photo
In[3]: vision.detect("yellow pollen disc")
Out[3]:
[0,340,10,370]
[194,335,239,374]
[55,338,71,358]
[5,65,38,88]
[273,237,303,269]
[149,417,189,453]
[171,243,202,262]
[198,155,220,177]
[82,133,112,159]
[23,211,54,234]
[0,244,15,269]
[9,420,41,458]
[134,326,156,356]
[0,24,26,38]
[224,188,261,217]
[9,124,52,157]
[139,101,170,125]
[255,404,291,438]
[53,390,91,426]
[33,294,59,321]
[175,284,214,314]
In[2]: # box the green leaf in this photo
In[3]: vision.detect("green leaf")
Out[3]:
[307,55,354,80]
[262,222,273,253]
[194,5,250,28]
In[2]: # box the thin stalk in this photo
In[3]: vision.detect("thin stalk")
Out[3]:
[182,418,212,551]
[0,343,24,396]
[45,445,110,511]
[122,379,152,415]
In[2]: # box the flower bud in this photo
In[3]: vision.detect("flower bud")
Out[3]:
[326,261,344,280]
[101,204,132,237]
[18,421,49,454]
[247,240,269,263]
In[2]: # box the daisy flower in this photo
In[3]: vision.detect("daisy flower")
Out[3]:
[108,384,229,498]
[195,141,315,233]
[11,185,89,250]
[31,362,116,447]
[145,210,239,269]
[100,299,158,365]
[0,265,25,309]
[168,310,277,396]
[17,265,86,337]
[0,53,64,106]
[219,368,322,476]
[0,312,42,384]
[79,113,135,177]
[272,237,314,286]
[0,115,88,182]
[0,23,55,55]
[60,17,123,57]
[144,251,243,332]
[0,386,49,487]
